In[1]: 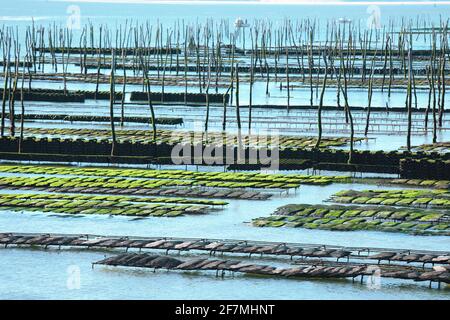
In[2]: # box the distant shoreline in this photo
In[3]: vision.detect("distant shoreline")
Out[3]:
[48,0,450,6]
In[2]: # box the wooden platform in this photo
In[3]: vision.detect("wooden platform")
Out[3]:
[2,232,449,288]
[92,252,450,288]
[0,185,271,201]
[1,232,449,266]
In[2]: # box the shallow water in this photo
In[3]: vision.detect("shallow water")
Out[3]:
[1,182,449,299]
[1,182,450,250]
[1,248,449,300]
[2,1,450,45]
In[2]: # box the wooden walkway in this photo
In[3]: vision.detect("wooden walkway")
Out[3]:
[1,232,449,266]
[2,232,449,288]
[0,185,271,201]
[92,252,450,288]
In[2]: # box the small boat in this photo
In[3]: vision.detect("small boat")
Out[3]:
[338,17,352,24]
[235,17,249,28]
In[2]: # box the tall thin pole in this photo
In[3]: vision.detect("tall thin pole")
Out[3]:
[109,49,116,156]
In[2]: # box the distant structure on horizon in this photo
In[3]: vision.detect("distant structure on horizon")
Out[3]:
[235,17,250,28]
[337,17,352,24]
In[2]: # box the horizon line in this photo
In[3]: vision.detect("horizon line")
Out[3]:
[49,0,450,6]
